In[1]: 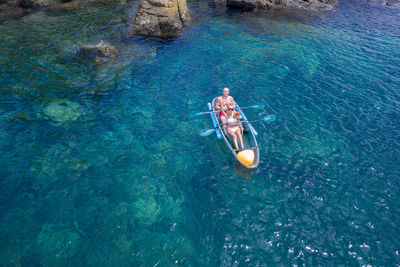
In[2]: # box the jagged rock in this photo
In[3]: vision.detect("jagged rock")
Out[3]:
[127,0,190,38]
[77,40,118,65]
[385,0,400,6]
[227,0,337,10]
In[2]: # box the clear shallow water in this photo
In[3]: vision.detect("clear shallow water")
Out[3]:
[0,0,400,265]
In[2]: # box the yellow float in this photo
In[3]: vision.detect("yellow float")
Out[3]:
[237,149,255,166]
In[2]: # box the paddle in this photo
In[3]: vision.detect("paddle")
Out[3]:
[190,103,265,118]
[199,114,276,137]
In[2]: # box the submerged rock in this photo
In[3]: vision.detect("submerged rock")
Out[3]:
[275,65,290,79]
[77,40,118,65]
[132,196,161,226]
[44,0,87,14]
[42,99,84,123]
[0,4,26,22]
[304,51,320,76]
[127,0,190,38]
[129,176,184,228]
[37,143,91,180]
[36,224,81,266]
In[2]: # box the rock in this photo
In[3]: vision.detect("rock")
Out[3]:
[0,4,26,23]
[275,65,290,79]
[42,99,84,123]
[211,0,228,6]
[0,0,19,4]
[44,0,86,14]
[18,0,63,8]
[227,0,337,10]
[36,224,81,266]
[283,0,337,10]
[385,0,400,6]
[77,40,118,65]
[132,196,161,226]
[227,0,275,10]
[127,0,190,38]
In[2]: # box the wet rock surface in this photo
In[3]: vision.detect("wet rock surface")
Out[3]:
[127,0,190,38]
[284,0,338,10]
[227,0,337,10]
[44,0,86,14]
[385,0,400,6]
[227,0,276,10]
[18,0,63,8]
[77,40,118,65]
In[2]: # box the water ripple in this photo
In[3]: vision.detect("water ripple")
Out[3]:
[0,0,400,265]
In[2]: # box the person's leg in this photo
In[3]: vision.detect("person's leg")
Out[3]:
[220,115,227,125]
[236,129,244,149]
[232,136,238,150]
[227,129,239,149]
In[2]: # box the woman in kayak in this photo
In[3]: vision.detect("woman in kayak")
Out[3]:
[225,110,244,150]
[216,87,235,125]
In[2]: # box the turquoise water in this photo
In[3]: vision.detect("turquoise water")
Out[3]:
[1,0,400,265]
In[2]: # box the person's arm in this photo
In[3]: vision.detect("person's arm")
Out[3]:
[233,112,242,128]
[217,98,228,118]
[238,115,243,129]
[216,98,221,110]
[230,97,236,109]
[221,108,227,119]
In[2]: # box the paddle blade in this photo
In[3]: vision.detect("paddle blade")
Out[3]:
[189,112,202,118]
[250,103,265,109]
[199,128,216,137]
[262,114,276,122]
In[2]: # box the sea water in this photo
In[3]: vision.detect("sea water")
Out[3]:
[0,0,399,265]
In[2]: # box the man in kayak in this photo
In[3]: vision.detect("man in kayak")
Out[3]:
[215,87,235,125]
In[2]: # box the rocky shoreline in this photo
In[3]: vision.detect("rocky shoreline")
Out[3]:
[1,0,398,39]
[0,0,332,33]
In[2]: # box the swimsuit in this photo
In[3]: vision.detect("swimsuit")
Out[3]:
[218,97,232,119]
[227,117,239,132]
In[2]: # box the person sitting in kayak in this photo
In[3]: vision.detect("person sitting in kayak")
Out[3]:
[226,110,244,150]
[216,87,235,125]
